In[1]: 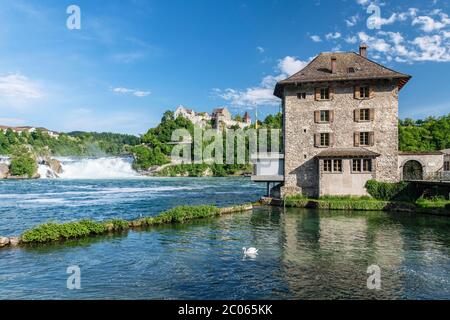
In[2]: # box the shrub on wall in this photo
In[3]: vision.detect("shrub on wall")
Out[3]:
[364,180,417,201]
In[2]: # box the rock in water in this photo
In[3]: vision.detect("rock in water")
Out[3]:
[0,237,10,247]
[0,164,9,179]
[49,159,63,174]
[8,237,20,246]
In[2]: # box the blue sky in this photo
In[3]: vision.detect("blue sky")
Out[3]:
[0,0,449,135]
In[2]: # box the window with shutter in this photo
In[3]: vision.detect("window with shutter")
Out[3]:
[320,88,330,100]
[329,87,335,100]
[314,111,320,123]
[354,132,360,147]
[369,132,375,146]
[320,110,330,122]
[360,109,370,121]
[354,86,360,99]
[314,134,320,147]
[360,132,370,146]
[315,88,321,101]
[316,133,330,147]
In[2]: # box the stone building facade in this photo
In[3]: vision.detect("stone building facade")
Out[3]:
[274,45,412,197]
[174,106,251,130]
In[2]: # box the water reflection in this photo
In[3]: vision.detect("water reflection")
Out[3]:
[0,207,449,299]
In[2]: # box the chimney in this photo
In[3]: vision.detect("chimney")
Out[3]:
[331,56,337,74]
[359,43,367,58]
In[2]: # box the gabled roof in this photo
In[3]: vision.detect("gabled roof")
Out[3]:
[316,147,380,158]
[274,52,411,98]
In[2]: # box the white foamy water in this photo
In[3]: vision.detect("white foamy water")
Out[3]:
[56,157,139,179]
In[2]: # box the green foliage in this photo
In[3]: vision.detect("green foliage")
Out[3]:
[20,205,224,244]
[0,128,140,157]
[399,114,450,151]
[105,219,130,231]
[21,220,107,243]
[284,195,391,211]
[9,146,37,178]
[365,180,413,201]
[154,205,220,224]
[416,197,450,209]
[130,145,169,170]
[132,109,281,174]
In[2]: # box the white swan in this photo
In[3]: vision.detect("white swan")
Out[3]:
[242,247,259,255]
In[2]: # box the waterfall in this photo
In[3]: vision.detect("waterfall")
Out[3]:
[40,157,139,179]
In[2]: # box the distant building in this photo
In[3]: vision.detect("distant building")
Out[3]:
[174,106,211,128]
[243,112,251,124]
[0,125,60,138]
[174,106,251,130]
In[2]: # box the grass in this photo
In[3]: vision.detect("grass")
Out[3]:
[284,195,408,211]
[416,197,450,209]
[19,205,244,244]
[284,194,450,212]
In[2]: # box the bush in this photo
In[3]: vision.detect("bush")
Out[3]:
[154,205,220,223]
[21,220,107,243]
[9,154,37,178]
[105,219,130,231]
[20,205,231,244]
[365,180,413,201]
[416,197,450,209]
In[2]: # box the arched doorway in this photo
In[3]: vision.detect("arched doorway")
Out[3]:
[403,160,423,181]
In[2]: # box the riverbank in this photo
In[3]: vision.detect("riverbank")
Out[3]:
[0,203,253,248]
[264,195,450,216]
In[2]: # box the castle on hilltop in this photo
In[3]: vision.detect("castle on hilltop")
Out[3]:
[174,106,251,130]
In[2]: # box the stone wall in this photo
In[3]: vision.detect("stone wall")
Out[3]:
[398,153,444,180]
[318,159,375,196]
[282,80,400,197]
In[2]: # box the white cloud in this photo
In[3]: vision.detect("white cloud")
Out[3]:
[213,56,309,108]
[370,13,398,29]
[310,35,322,42]
[256,46,265,53]
[412,13,449,32]
[0,73,43,100]
[345,36,358,44]
[112,87,151,97]
[325,32,342,40]
[278,56,308,76]
[345,15,359,27]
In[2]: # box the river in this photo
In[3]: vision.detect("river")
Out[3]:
[0,158,449,299]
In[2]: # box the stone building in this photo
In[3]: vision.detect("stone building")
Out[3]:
[212,107,251,130]
[174,106,211,128]
[252,45,449,197]
[174,106,251,130]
